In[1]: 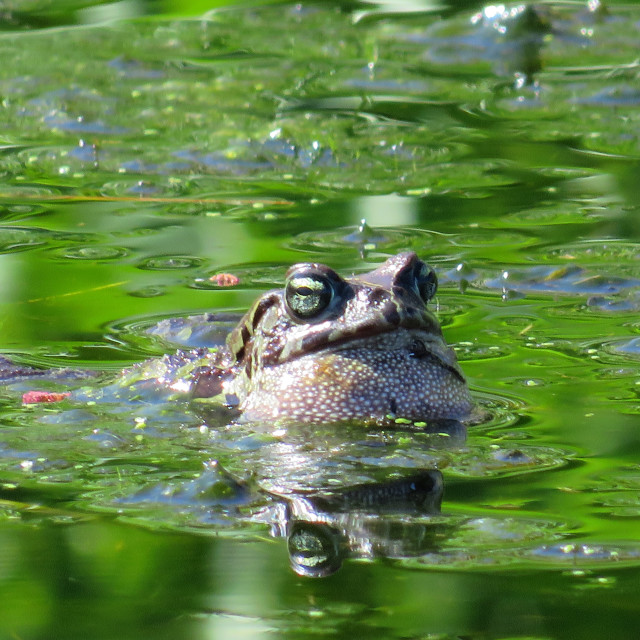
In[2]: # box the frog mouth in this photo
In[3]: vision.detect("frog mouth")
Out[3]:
[278,327,466,383]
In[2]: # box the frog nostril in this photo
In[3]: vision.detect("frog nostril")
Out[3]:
[409,339,428,358]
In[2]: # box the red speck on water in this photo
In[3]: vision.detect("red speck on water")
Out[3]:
[210,273,240,287]
[22,391,71,404]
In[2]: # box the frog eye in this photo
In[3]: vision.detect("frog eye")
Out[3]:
[414,261,438,303]
[285,269,336,319]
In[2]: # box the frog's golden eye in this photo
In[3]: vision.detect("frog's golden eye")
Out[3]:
[285,271,335,319]
[414,261,438,303]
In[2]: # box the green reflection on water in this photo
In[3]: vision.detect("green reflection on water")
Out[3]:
[3,515,640,638]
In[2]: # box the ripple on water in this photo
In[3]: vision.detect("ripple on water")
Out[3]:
[145,313,237,349]
[531,543,640,565]
[100,177,193,197]
[103,312,239,356]
[53,246,129,261]
[283,224,442,256]
[545,240,640,264]
[0,226,114,256]
[98,463,256,527]
[532,337,640,366]
[0,184,61,206]
[137,255,205,270]
[0,227,48,253]
[455,341,512,361]
[18,145,104,176]
[594,492,640,518]
[584,294,640,313]
[503,201,610,227]
[576,87,640,108]
[394,516,575,570]
[487,265,640,297]
[607,337,640,358]
[452,229,537,249]
[447,443,574,478]
[127,286,167,299]
[581,466,640,520]
[400,539,640,571]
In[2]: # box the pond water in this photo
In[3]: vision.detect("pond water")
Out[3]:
[0,0,639,638]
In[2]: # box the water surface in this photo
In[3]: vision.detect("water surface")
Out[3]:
[0,1,639,638]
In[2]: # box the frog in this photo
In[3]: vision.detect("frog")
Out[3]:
[181,251,473,424]
[10,252,473,425]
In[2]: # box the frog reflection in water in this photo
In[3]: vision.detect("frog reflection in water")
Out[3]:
[183,251,473,424]
[13,252,472,424]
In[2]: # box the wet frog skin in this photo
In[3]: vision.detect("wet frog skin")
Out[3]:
[195,252,473,424]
